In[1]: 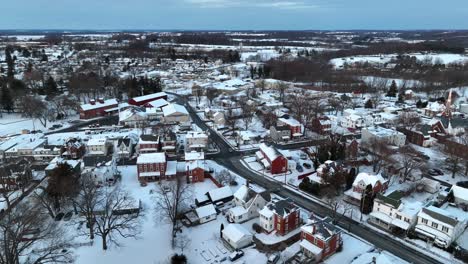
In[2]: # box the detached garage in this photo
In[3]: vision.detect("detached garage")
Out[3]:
[222,224,253,250]
[195,204,217,224]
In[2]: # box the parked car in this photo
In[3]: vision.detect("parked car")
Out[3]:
[267,253,280,264]
[55,212,64,221]
[229,250,244,261]
[63,212,73,221]
[303,163,312,169]
[296,164,303,172]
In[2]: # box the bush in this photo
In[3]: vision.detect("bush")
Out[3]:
[171,254,187,264]
[252,223,262,233]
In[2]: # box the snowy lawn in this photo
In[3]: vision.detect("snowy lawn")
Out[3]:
[0,113,79,136]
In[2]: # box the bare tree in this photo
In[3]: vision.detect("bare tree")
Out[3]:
[363,138,393,173]
[398,145,425,182]
[205,88,220,106]
[20,95,51,128]
[94,186,141,250]
[225,108,238,130]
[214,169,236,186]
[239,99,256,130]
[73,173,102,240]
[324,195,353,224]
[397,112,422,130]
[154,175,192,247]
[0,203,74,264]
[276,81,288,103]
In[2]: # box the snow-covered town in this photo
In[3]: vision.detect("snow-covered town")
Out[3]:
[1,11,468,264]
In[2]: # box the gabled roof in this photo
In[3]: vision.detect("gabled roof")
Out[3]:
[131,92,167,103]
[420,206,459,227]
[376,191,404,208]
[81,98,118,111]
[267,198,297,218]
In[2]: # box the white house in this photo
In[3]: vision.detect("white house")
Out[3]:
[162,104,190,124]
[361,126,406,147]
[414,205,467,248]
[185,131,209,151]
[227,185,270,223]
[259,206,275,233]
[368,191,421,233]
[344,172,388,205]
[87,138,109,156]
[222,224,253,250]
[195,204,217,224]
[450,185,468,205]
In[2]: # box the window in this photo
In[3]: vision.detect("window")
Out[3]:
[396,215,402,220]
[404,218,410,223]
[432,222,438,229]
[421,218,428,224]
[442,226,449,233]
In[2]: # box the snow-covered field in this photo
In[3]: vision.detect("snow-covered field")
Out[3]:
[0,113,79,136]
[331,53,468,68]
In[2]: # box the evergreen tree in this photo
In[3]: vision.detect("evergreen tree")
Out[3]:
[1,86,14,112]
[386,80,398,97]
[364,99,374,109]
[416,99,423,108]
[5,47,15,79]
[44,76,59,97]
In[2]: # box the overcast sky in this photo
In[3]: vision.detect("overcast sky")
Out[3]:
[2,0,468,30]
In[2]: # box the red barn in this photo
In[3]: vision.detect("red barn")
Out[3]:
[79,98,118,119]
[256,143,288,174]
[300,215,342,261]
[129,92,168,106]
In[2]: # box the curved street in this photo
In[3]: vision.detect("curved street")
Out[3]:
[172,92,442,264]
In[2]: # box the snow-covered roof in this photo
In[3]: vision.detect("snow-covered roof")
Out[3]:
[354,172,387,187]
[147,98,169,108]
[451,186,468,201]
[185,151,204,161]
[278,117,301,127]
[195,204,217,218]
[208,186,233,202]
[259,143,282,161]
[222,224,252,243]
[300,239,323,255]
[229,206,248,217]
[137,153,166,164]
[131,92,167,103]
[81,99,118,111]
[259,206,274,218]
[87,138,107,146]
[162,103,189,116]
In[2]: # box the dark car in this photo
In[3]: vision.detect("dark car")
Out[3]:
[55,212,65,221]
[229,250,244,262]
[63,212,73,221]
[303,163,312,169]
[296,164,303,172]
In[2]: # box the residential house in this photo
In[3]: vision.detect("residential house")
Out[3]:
[311,116,332,135]
[361,126,406,147]
[184,151,206,183]
[212,111,226,128]
[115,137,134,159]
[397,125,434,147]
[368,191,421,233]
[119,107,149,127]
[206,186,234,205]
[269,125,291,143]
[86,138,109,156]
[258,198,300,235]
[256,143,288,174]
[300,216,343,261]
[79,98,118,119]
[185,131,209,151]
[159,131,177,155]
[195,204,217,224]
[61,138,86,159]
[414,205,467,248]
[138,135,159,153]
[450,185,468,205]
[344,172,388,207]
[162,104,190,124]
[222,224,253,250]
[227,185,271,223]
[136,152,167,182]
[277,117,303,138]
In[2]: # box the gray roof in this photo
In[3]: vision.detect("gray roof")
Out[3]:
[421,207,459,227]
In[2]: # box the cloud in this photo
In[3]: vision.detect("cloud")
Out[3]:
[184,0,318,9]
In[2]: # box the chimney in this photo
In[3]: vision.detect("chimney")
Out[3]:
[98,98,104,104]
[90,99,96,105]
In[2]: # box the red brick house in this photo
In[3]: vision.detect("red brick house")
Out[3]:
[128,92,168,106]
[300,215,342,261]
[259,198,300,236]
[136,153,167,182]
[278,117,303,137]
[311,117,332,135]
[61,138,86,160]
[184,161,205,183]
[256,143,288,174]
[79,98,118,119]
[138,135,160,153]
